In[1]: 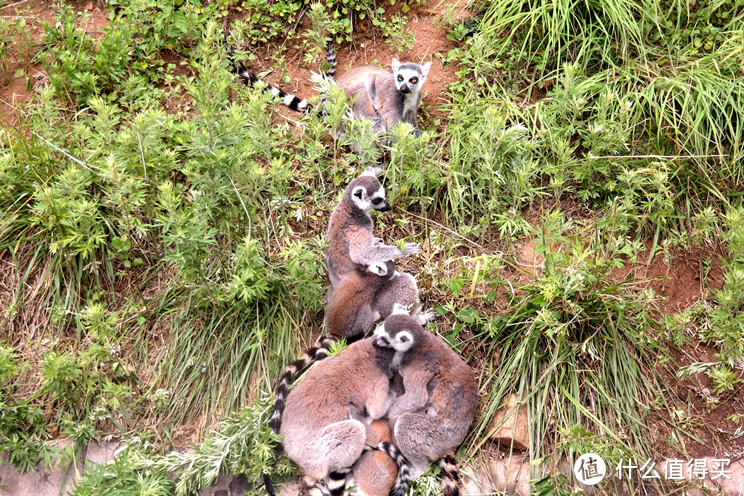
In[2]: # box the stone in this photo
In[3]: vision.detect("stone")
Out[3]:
[461,455,531,496]
[84,441,122,466]
[0,440,80,496]
[229,474,252,495]
[518,240,543,276]
[275,481,302,496]
[198,471,230,496]
[488,394,529,450]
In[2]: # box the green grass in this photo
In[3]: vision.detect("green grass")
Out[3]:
[462,212,670,490]
[1,0,744,493]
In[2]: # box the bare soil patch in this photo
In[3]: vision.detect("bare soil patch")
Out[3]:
[0,0,110,126]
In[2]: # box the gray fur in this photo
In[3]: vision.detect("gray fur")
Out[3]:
[280,338,397,492]
[325,168,419,291]
[372,311,478,495]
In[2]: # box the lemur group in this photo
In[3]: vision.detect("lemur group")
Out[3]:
[229,42,479,496]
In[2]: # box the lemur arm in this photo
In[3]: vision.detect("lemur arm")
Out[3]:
[348,241,419,266]
[387,370,431,418]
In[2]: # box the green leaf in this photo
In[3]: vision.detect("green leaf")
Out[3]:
[450,278,464,298]
[171,12,188,35]
[376,7,385,13]
[14,68,24,79]
[457,307,480,323]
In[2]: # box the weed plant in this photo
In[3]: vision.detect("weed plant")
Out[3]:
[464,211,667,491]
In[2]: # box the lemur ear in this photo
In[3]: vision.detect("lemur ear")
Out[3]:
[361,167,382,177]
[421,62,431,78]
[368,262,389,276]
[391,58,401,72]
[392,303,409,315]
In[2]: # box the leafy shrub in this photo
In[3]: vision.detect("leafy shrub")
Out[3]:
[41,3,132,105]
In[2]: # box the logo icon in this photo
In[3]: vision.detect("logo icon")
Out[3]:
[574,453,606,485]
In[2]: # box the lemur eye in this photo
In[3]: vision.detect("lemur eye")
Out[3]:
[399,335,409,342]
[354,190,363,199]
[410,77,418,84]
[397,75,404,82]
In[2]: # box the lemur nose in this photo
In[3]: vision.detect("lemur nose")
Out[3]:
[401,84,410,94]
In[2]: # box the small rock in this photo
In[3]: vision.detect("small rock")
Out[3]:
[488,394,529,450]
[461,456,531,496]
[84,2,93,10]
[229,474,252,495]
[518,240,543,275]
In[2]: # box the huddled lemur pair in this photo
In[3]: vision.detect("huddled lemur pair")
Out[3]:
[282,304,478,496]
[230,41,431,150]
[228,43,476,496]
[267,169,478,496]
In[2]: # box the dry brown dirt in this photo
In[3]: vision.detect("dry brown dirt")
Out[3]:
[0,0,110,126]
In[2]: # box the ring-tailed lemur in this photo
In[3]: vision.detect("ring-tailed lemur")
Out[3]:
[325,167,419,290]
[266,169,421,434]
[269,259,420,434]
[227,42,430,138]
[330,43,430,138]
[279,336,398,496]
[372,304,479,496]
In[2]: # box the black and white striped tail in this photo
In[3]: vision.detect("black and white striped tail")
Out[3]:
[304,465,354,496]
[325,40,337,80]
[327,468,352,496]
[231,58,311,113]
[268,336,338,433]
[439,455,461,496]
[378,442,413,496]
[324,446,374,496]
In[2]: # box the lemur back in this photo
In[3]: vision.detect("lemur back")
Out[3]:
[372,306,479,496]
[279,337,397,496]
[324,261,419,339]
[352,419,398,496]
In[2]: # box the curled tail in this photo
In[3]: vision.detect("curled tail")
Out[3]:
[439,455,461,496]
[268,335,338,433]
[229,57,311,113]
[325,40,337,80]
[378,442,413,496]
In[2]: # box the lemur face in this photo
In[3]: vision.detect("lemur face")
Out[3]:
[391,59,431,95]
[372,307,421,353]
[350,178,391,212]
